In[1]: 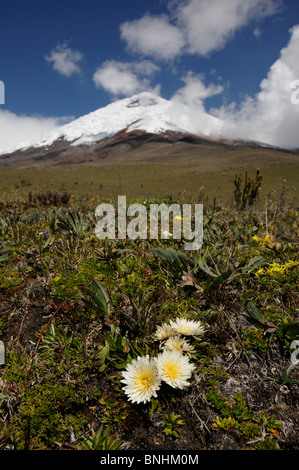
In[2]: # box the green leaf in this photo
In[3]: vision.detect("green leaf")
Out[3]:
[242,410,254,420]
[84,279,111,316]
[244,302,266,327]
[98,364,106,373]
[199,263,218,278]
[0,246,10,263]
[151,247,191,274]
[283,319,299,339]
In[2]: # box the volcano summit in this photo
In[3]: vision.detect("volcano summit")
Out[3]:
[0,92,296,169]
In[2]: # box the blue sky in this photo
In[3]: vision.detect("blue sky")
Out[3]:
[1,0,299,150]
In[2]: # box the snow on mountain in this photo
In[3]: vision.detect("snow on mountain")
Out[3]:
[0,92,224,155]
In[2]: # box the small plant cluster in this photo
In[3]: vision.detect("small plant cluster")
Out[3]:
[28,191,71,206]
[234,169,263,209]
[121,317,205,404]
[162,412,185,438]
[208,391,283,450]
[81,425,123,450]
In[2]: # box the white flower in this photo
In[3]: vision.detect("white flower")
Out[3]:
[154,323,174,341]
[155,349,195,389]
[170,317,205,337]
[121,355,162,404]
[161,230,172,238]
[162,335,194,356]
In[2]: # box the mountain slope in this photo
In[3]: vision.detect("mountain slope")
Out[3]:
[0,92,298,169]
[0,92,223,156]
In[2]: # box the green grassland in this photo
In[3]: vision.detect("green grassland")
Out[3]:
[0,159,298,206]
[1,140,299,205]
[0,152,298,451]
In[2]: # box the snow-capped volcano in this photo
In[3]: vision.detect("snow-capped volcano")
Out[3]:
[0,92,224,155]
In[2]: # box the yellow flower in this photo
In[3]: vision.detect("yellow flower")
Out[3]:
[284,260,298,269]
[263,259,298,278]
[252,233,274,246]
[255,267,265,277]
[263,234,272,243]
[252,235,262,243]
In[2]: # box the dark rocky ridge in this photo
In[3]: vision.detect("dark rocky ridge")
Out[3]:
[0,128,298,169]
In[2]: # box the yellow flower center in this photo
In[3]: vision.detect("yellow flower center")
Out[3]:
[164,361,180,379]
[182,326,191,333]
[136,370,154,390]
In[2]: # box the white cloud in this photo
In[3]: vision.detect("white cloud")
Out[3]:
[93,60,161,97]
[213,25,299,148]
[172,71,224,110]
[120,14,184,60]
[164,72,224,137]
[0,110,66,154]
[119,0,282,60]
[45,42,84,77]
[175,0,282,56]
